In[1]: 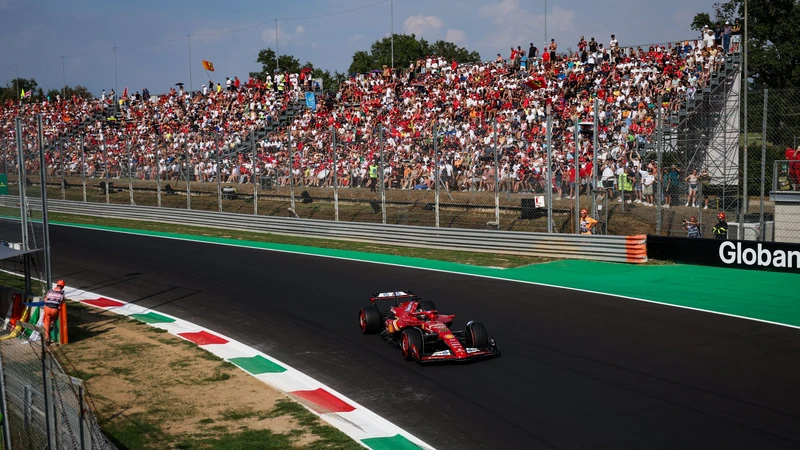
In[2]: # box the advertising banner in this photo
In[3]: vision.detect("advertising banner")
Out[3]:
[647,235,800,273]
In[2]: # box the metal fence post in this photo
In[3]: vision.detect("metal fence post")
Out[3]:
[102,133,109,204]
[434,125,440,228]
[546,114,553,233]
[252,132,257,216]
[656,96,663,235]
[215,133,222,212]
[80,135,86,202]
[183,140,190,210]
[759,89,768,240]
[49,358,59,449]
[41,332,56,449]
[23,385,30,429]
[60,140,66,201]
[78,382,90,450]
[0,353,14,450]
[127,137,134,205]
[592,96,599,217]
[493,119,500,227]
[288,131,296,211]
[574,116,580,234]
[37,115,52,289]
[331,126,339,221]
[380,125,387,225]
[15,118,29,250]
[156,136,162,208]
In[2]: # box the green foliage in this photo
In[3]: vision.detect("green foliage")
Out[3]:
[692,0,800,89]
[1,79,93,103]
[348,33,481,74]
[250,48,303,80]
[690,12,712,31]
[249,48,346,92]
[0,78,38,102]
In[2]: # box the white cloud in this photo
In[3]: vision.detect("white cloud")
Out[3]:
[445,29,466,44]
[478,0,575,48]
[403,15,443,38]
[261,22,307,47]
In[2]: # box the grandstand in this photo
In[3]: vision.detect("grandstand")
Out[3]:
[1,33,741,234]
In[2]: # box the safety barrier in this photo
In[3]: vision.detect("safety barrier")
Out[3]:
[0,197,648,263]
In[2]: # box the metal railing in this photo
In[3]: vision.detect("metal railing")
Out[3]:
[772,160,800,193]
[0,197,647,263]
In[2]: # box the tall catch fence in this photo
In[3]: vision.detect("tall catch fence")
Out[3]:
[0,321,114,449]
[3,76,800,244]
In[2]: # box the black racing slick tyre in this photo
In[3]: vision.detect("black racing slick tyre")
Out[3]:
[401,328,424,361]
[467,321,489,348]
[418,300,437,312]
[359,305,382,334]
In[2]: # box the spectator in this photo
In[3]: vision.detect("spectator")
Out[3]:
[683,216,700,238]
[723,21,732,53]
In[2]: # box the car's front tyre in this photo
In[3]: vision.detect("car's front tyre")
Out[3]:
[401,328,424,361]
[466,321,489,348]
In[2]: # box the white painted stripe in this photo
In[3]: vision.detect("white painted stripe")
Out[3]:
[56,223,800,331]
[60,286,435,449]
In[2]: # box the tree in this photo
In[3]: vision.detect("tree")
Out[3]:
[45,85,94,101]
[691,0,800,89]
[347,34,481,74]
[250,48,304,81]
[0,78,39,102]
[690,12,712,32]
[692,1,800,147]
[428,40,482,65]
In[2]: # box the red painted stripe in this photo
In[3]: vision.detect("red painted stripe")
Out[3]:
[82,298,125,308]
[177,330,229,346]
[291,388,356,413]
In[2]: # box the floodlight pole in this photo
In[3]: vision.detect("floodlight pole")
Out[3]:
[391,0,395,70]
[276,19,280,71]
[37,114,52,289]
[187,35,193,92]
[15,118,28,250]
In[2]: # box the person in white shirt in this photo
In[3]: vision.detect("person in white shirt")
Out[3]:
[643,167,656,206]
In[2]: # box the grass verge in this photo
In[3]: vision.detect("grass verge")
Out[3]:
[53,302,363,450]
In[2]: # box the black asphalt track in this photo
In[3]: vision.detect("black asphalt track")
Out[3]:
[50,225,800,450]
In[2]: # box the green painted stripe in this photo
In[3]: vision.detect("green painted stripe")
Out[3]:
[228,355,287,374]
[53,221,800,328]
[129,312,176,324]
[362,434,423,450]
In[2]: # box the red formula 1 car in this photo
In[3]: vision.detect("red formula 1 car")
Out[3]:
[358,291,500,364]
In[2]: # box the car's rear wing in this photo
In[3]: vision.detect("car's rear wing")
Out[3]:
[370,291,419,305]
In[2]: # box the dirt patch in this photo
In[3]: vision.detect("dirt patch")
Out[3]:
[53,303,358,449]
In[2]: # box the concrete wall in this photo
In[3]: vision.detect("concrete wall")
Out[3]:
[775,202,800,243]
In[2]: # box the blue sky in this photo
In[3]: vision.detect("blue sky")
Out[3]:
[0,0,714,96]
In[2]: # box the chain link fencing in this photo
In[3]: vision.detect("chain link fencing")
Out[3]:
[0,321,113,450]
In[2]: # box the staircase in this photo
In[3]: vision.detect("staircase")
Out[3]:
[224,95,307,158]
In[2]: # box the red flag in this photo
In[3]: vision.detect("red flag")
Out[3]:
[123,87,128,98]
[202,60,215,72]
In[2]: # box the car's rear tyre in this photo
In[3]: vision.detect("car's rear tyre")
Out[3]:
[359,305,382,334]
[467,321,489,348]
[418,300,436,311]
[401,328,424,361]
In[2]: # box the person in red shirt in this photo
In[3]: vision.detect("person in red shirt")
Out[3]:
[787,147,800,190]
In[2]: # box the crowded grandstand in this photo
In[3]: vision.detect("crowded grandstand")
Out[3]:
[2,29,736,207]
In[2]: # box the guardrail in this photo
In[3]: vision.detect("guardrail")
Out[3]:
[0,197,647,263]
